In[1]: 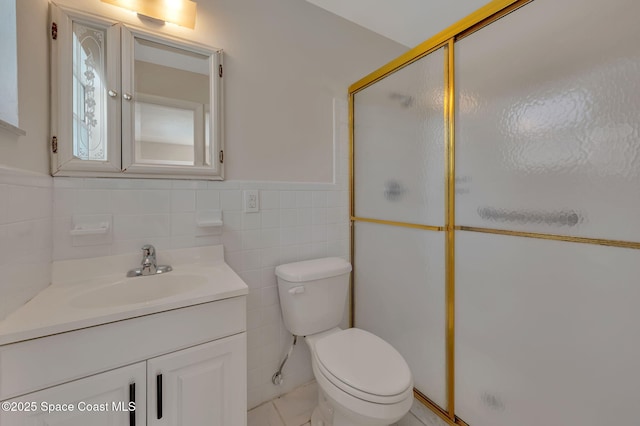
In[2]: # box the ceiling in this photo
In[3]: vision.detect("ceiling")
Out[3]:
[305,0,493,47]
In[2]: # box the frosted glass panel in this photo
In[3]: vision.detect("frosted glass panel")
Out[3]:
[456,231,640,426]
[72,22,108,161]
[354,222,446,408]
[354,47,445,226]
[455,0,640,240]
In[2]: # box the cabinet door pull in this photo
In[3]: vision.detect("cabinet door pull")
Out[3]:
[157,373,163,419]
[129,382,136,426]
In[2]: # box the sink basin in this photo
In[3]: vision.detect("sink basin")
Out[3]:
[70,274,207,309]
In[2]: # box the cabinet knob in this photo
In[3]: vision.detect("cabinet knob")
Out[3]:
[123,93,133,101]
[108,89,118,98]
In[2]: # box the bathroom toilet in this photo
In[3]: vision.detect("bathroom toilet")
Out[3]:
[275,258,413,426]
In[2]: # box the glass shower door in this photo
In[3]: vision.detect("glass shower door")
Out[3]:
[455,0,640,424]
[352,46,447,409]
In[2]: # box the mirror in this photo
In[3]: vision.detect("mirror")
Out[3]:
[120,28,223,177]
[132,37,210,167]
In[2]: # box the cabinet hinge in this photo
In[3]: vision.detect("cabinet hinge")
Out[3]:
[51,136,58,153]
[51,22,58,40]
[219,150,224,164]
[218,64,223,78]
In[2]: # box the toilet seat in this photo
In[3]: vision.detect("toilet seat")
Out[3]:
[313,328,412,404]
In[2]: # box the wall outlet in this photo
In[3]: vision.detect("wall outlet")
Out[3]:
[244,190,259,213]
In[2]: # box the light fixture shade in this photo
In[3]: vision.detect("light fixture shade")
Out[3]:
[101,0,197,29]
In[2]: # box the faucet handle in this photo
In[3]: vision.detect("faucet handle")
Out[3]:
[142,244,156,257]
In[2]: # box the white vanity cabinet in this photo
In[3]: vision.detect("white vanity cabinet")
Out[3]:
[1,363,146,426]
[0,298,247,426]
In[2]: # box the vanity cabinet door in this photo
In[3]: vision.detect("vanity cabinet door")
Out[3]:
[0,362,146,426]
[147,333,246,426]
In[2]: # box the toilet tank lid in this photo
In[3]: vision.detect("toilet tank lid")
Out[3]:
[275,258,352,282]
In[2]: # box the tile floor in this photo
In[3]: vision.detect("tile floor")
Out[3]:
[248,381,316,426]
[247,381,439,426]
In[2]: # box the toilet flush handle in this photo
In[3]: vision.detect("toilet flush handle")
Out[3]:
[288,286,305,295]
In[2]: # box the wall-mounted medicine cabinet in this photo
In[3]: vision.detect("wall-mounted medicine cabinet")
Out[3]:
[50,4,224,180]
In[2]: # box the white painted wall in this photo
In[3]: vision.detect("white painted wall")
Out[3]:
[0,0,50,174]
[52,0,405,182]
[0,0,53,321]
[305,0,492,47]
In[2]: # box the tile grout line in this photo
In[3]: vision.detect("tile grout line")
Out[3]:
[271,400,288,426]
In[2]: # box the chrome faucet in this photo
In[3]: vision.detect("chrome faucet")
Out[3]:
[141,244,157,275]
[127,244,173,277]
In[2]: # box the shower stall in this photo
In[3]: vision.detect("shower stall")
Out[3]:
[349,0,640,425]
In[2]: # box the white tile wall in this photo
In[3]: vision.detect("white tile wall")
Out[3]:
[0,168,53,321]
[52,181,349,409]
[52,178,349,404]
[52,98,351,409]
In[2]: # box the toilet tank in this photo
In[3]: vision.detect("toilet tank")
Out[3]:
[275,258,352,336]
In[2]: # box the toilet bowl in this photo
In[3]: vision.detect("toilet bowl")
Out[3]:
[307,328,413,426]
[275,258,413,426]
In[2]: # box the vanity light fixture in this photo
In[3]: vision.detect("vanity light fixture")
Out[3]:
[101,0,197,29]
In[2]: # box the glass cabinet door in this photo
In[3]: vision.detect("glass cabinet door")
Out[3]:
[121,27,223,178]
[51,5,121,173]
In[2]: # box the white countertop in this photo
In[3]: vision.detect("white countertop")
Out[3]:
[0,245,248,346]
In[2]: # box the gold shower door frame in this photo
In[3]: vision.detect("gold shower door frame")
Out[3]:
[349,37,463,425]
